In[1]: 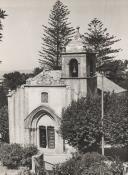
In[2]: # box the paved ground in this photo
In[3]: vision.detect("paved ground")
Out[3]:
[0,166,19,175]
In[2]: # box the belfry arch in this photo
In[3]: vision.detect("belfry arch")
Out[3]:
[69,59,78,77]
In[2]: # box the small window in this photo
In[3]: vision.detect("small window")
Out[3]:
[39,126,55,149]
[41,92,48,103]
[69,59,78,77]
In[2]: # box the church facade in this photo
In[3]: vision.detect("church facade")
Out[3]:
[8,28,97,158]
[8,28,126,163]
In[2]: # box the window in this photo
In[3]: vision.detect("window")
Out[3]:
[69,59,78,77]
[39,126,47,148]
[41,92,48,103]
[47,126,55,149]
[39,126,55,149]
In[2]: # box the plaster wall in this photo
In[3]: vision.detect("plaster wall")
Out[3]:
[64,79,87,102]
[25,86,66,117]
[8,92,15,143]
[8,87,25,144]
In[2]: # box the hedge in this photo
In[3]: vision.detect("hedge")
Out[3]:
[0,143,38,169]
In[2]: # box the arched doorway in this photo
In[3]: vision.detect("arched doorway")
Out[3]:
[24,106,63,153]
[36,114,56,150]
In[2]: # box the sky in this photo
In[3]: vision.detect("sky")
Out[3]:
[0,0,128,72]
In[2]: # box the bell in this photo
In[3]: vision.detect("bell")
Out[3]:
[73,64,77,73]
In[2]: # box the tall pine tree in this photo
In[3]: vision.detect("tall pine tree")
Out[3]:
[39,0,74,70]
[0,9,7,42]
[0,9,7,64]
[84,18,121,71]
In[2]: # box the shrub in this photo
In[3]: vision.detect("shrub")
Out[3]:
[54,152,123,175]
[17,167,31,175]
[0,143,38,169]
[21,145,38,169]
[104,146,128,162]
[54,156,80,175]
[0,143,23,169]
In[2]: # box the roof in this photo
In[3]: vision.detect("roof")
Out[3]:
[97,73,126,93]
[25,71,126,93]
[26,70,65,87]
[66,27,85,53]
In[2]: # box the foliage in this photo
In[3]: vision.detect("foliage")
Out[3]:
[102,60,128,89]
[60,96,102,153]
[54,152,123,175]
[84,18,121,70]
[3,68,44,90]
[21,145,38,169]
[0,143,23,169]
[121,71,128,90]
[0,86,7,108]
[4,71,29,90]
[104,93,128,146]
[18,167,31,175]
[0,9,7,42]
[60,93,128,153]
[104,146,128,162]
[54,155,80,175]
[39,0,74,70]
[32,67,43,76]
[0,9,7,64]
[0,105,9,143]
[0,143,38,169]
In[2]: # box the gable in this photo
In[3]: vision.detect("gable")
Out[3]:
[26,70,65,87]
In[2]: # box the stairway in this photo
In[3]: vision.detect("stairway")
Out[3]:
[31,152,72,174]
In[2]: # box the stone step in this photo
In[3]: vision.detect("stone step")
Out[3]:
[43,152,72,165]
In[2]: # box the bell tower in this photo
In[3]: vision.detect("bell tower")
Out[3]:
[61,27,97,100]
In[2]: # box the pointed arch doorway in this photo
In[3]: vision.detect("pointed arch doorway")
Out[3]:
[24,106,63,153]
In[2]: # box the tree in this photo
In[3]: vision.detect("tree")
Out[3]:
[3,68,44,90]
[60,93,128,153]
[0,9,7,42]
[104,93,128,146]
[84,18,121,71]
[0,9,7,63]
[39,0,74,70]
[3,71,28,90]
[60,96,102,153]
[0,105,9,143]
[102,60,128,89]
[32,67,43,76]
[122,71,128,90]
[0,86,7,108]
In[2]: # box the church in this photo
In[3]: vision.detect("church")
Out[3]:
[7,28,126,164]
